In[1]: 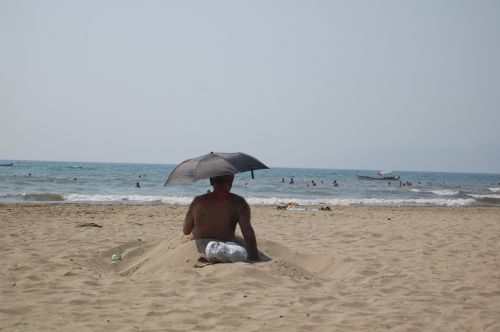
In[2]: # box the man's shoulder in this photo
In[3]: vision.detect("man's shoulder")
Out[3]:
[194,192,247,205]
[228,193,249,208]
[227,192,246,200]
[193,193,211,202]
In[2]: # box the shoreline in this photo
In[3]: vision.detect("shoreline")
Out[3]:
[2,204,500,331]
[2,201,498,208]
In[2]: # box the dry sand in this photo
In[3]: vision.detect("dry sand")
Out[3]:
[1,204,500,331]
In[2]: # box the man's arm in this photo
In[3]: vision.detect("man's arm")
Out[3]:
[238,200,259,261]
[183,199,196,236]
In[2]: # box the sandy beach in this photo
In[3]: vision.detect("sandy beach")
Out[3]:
[1,204,499,331]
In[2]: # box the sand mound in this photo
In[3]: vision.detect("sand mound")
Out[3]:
[87,235,198,278]
[257,239,354,279]
[90,236,347,283]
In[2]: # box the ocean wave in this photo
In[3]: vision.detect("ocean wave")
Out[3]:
[64,193,193,204]
[408,188,459,196]
[3,192,479,207]
[22,192,65,201]
[467,194,500,202]
[246,196,476,207]
[489,187,500,193]
[430,189,460,196]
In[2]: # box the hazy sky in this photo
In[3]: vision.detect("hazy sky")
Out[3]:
[1,1,499,173]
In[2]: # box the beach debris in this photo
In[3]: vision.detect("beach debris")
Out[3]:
[277,203,331,211]
[277,202,300,210]
[77,222,103,228]
[111,253,122,261]
[194,256,214,268]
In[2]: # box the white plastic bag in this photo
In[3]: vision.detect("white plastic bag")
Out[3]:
[205,241,248,263]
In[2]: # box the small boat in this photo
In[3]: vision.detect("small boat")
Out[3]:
[0,163,13,167]
[356,175,400,181]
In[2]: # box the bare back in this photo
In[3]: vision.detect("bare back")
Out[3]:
[183,186,259,261]
[184,192,246,240]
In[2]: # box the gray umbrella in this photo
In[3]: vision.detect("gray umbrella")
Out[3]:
[164,152,269,185]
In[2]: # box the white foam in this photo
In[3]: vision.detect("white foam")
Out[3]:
[245,197,289,205]
[488,187,500,193]
[247,196,475,207]
[64,193,193,204]
[22,192,65,201]
[409,188,460,196]
[59,193,477,207]
[467,194,500,200]
[430,189,460,196]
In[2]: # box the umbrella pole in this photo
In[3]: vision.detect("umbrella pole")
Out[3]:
[251,169,254,179]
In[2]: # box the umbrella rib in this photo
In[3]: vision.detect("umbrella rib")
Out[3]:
[216,153,234,170]
[164,162,184,186]
[193,154,210,181]
[217,153,244,173]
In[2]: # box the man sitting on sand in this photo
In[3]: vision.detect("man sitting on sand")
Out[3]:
[183,174,260,261]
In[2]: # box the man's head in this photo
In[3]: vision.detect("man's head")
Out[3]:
[209,174,234,188]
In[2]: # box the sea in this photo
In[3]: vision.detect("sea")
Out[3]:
[1,160,499,207]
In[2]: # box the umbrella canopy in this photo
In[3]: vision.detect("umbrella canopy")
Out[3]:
[164,152,269,186]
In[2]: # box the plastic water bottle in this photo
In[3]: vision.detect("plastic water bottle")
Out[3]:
[205,241,247,263]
